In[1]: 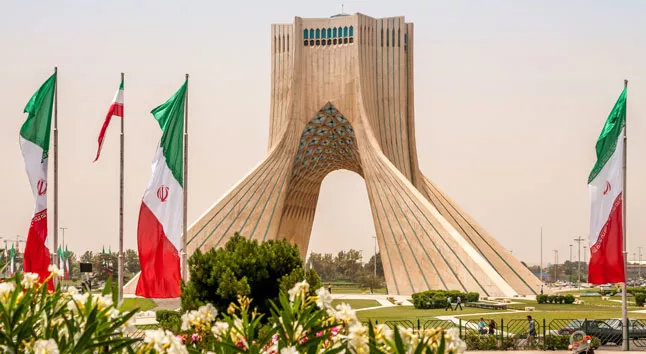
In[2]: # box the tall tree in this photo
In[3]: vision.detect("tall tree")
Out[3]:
[124,249,140,275]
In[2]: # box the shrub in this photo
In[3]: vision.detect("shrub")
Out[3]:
[181,233,320,316]
[535,294,575,304]
[411,290,480,309]
[464,333,498,350]
[545,334,571,350]
[636,293,646,307]
[0,269,138,353]
[156,309,182,333]
[155,281,467,353]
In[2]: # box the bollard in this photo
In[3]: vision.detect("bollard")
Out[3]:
[459,319,463,339]
[417,318,421,331]
[500,318,504,345]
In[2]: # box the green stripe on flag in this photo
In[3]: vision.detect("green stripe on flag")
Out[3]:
[588,87,627,183]
[151,78,187,187]
[20,72,57,159]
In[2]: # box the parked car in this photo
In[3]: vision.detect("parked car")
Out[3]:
[558,319,646,345]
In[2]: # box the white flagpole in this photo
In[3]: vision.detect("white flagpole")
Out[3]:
[118,72,125,304]
[621,79,628,351]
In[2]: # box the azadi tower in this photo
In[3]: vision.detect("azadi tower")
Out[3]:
[185,13,542,297]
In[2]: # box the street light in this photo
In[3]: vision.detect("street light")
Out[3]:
[574,237,584,284]
[569,244,573,282]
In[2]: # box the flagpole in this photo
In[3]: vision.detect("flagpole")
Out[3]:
[540,226,543,283]
[181,73,189,281]
[53,66,59,282]
[621,79,628,351]
[118,72,125,304]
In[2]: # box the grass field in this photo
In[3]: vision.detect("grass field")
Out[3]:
[330,287,388,294]
[357,306,505,324]
[121,298,157,312]
[331,299,381,309]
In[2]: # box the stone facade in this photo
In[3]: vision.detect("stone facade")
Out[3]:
[185,13,542,297]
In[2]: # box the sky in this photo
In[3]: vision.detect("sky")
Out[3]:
[0,0,645,266]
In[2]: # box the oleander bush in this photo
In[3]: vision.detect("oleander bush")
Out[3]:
[0,267,138,353]
[0,267,466,354]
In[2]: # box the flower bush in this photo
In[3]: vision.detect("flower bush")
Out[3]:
[0,268,464,354]
[0,267,138,353]
[138,280,466,354]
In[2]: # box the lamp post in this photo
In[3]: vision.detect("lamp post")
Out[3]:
[574,237,584,284]
[553,250,558,282]
[638,246,643,279]
[569,244,573,282]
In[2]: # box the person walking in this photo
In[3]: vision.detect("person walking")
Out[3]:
[488,319,497,336]
[445,296,453,311]
[540,285,544,295]
[454,295,463,311]
[527,315,537,346]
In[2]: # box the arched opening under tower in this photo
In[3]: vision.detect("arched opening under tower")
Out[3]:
[306,169,379,277]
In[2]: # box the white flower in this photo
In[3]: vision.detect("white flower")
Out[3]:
[32,339,59,354]
[21,273,39,289]
[181,303,218,331]
[315,287,333,310]
[198,303,218,322]
[144,329,188,354]
[444,328,466,353]
[333,303,358,325]
[67,293,90,312]
[347,323,369,353]
[0,282,15,302]
[373,324,393,342]
[95,294,113,309]
[288,280,309,302]
[211,321,230,337]
[64,286,78,296]
[48,265,63,278]
[119,316,136,335]
[280,346,299,354]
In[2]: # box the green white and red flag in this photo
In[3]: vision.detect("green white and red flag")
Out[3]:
[93,79,124,162]
[9,245,15,276]
[588,86,627,284]
[20,72,56,286]
[136,79,186,298]
[64,246,70,280]
[57,246,64,277]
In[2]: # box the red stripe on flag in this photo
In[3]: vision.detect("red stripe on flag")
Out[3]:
[136,202,181,298]
[588,193,625,284]
[23,209,53,289]
[93,102,124,162]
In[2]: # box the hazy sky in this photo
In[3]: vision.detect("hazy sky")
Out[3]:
[1,0,645,266]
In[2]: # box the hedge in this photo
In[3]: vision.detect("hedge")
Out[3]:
[156,309,182,333]
[636,293,646,307]
[536,294,575,304]
[411,290,479,309]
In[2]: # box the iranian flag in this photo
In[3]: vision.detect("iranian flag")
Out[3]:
[20,72,56,285]
[65,246,70,280]
[588,86,627,284]
[9,245,15,276]
[136,79,187,298]
[94,79,124,162]
[57,246,64,276]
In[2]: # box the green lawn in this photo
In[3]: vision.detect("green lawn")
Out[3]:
[120,298,157,312]
[509,298,640,312]
[330,287,388,294]
[357,306,505,324]
[331,299,381,309]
